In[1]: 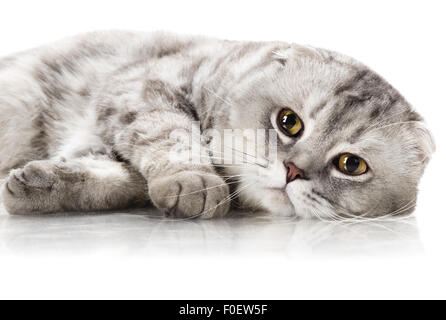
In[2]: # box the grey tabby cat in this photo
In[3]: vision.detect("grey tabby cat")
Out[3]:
[0,31,434,219]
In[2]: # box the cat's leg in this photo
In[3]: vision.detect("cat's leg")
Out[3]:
[139,124,230,219]
[1,155,149,214]
[129,118,231,219]
[106,106,230,219]
[93,71,232,219]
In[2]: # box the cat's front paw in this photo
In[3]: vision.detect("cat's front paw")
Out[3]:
[149,171,230,219]
[1,161,60,214]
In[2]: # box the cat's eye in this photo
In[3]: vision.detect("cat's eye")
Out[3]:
[334,153,368,175]
[277,109,303,137]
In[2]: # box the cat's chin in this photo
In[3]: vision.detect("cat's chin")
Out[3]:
[254,187,319,219]
[255,188,296,218]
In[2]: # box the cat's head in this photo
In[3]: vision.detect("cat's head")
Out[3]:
[209,44,434,219]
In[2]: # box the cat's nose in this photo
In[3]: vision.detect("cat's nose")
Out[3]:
[284,162,305,183]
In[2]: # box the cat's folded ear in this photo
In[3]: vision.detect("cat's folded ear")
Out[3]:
[410,121,436,167]
[271,44,324,66]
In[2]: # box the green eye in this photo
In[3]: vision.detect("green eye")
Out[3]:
[334,154,368,175]
[277,109,303,137]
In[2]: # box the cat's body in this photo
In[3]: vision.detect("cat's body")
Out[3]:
[0,31,434,219]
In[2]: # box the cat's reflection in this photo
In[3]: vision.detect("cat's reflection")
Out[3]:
[0,209,423,257]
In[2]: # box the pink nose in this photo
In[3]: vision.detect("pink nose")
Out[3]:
[285,162,305,183]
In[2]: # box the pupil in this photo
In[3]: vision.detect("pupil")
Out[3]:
[345,157,360,172]
[283,114,296,128]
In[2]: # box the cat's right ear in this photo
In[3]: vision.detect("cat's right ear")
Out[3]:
[412,122,436,167]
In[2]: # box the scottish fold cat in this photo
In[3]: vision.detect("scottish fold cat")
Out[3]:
[0,31,434,219]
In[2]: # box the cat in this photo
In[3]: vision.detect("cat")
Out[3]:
[0,31,435,220]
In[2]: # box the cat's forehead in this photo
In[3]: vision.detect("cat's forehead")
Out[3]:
[267,58,422,156]
[276,56,420,133]
[316,71,412,129]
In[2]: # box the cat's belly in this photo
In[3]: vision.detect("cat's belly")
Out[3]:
[0,91,103,176]
[0,100,43,176]
[50,108,108,160]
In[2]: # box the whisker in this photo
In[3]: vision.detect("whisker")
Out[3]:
[367,120,420,134]
[161,179,241,199]
[203,86,236,108]
[164,181,254,221]
[201,144,269,168]
[186,151,262,167]
[364,109,409,132]
[308,188,418,224]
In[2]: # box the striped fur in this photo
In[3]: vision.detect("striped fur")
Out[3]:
[0,31,434,219]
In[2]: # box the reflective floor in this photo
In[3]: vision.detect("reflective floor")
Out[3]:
[0,207,422,258]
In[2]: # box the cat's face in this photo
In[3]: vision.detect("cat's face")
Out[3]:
[215,46,434,219]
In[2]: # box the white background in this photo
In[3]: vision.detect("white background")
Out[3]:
[0,0,445,299]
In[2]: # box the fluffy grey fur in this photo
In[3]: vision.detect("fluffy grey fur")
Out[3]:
[0,31,435,219]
